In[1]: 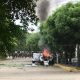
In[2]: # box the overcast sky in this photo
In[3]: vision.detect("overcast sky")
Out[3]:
[49,0,79,15]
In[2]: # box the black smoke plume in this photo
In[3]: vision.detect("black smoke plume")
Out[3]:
[37,0,50,21]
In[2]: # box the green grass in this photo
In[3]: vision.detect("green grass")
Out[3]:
[76,67,80,70]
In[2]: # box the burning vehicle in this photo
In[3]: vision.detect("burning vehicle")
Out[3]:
[32,48,54,66]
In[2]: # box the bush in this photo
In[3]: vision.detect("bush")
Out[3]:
[0,52,7,59]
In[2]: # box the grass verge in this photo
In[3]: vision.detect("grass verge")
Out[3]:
[55,64,80,72]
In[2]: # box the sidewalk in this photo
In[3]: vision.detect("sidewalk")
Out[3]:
[55,64,80,72]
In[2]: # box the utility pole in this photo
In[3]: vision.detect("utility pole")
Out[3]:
[75,44,78,66]
[56,53,59,64]
[75,44,80,66]
[75,44,78,59]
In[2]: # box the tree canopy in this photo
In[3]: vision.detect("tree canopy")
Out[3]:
[40,2,80,64]
[0,0,38,58]
[0,0,38,27]
[26,33,40,52]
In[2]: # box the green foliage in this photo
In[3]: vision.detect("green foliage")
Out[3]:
[0,0,38,26]
[40,2,80,50]
[0,0,38,58]
[40,2,80,64]
[26,33,40,52]
[0,52,7,59]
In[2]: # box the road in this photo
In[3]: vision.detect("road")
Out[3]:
[0,58,80,80]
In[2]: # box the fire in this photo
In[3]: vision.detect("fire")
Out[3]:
[42,48,50,58]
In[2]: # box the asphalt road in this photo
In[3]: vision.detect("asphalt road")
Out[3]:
[0,58,80,80]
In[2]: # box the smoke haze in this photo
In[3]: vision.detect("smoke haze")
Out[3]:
[37,0,50,21]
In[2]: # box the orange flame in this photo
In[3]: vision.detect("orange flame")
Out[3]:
[42,48,50,58]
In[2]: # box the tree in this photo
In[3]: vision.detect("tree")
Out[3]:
[26,33,40,52]
[0,0,38,58]
[40,2,80,64]
[0,0,38,26]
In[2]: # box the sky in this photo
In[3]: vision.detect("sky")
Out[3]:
[15,0,80,33]
[15,20,40,33]
[49,0,80,15]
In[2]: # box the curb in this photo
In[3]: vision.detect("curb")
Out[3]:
[55,64,80,72]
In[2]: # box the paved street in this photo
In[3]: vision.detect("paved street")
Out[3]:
[0,58,80,80]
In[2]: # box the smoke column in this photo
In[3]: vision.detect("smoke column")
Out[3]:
[37,0,50,21]
[37,0,50,50]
